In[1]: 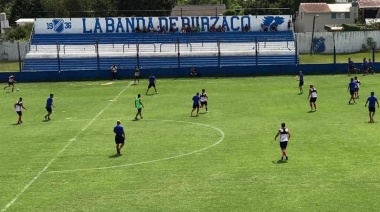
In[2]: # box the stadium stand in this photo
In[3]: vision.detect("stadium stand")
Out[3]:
[24,31,298,72]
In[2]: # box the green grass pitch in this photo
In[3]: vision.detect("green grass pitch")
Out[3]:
[1,75,380,212]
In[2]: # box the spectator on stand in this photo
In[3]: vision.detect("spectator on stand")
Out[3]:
[243,24,250,32]
[209,25,216,32]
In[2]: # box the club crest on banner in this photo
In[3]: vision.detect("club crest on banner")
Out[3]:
[46,18,72,33]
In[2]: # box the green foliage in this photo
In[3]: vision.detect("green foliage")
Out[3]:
[118,0,177,16]
[10,0,43,23]
[4,24,33,41]
[362,37,377,51]
[223,9,236,16]
[41,0,117,18]
[342,24,364,31]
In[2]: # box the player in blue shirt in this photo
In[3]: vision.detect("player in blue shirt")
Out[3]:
[347,78,357,104]
[368,59,375,74]
[365,92,379,123]
[347,58,357,74]
[113,120,125,155]
[146,74,158,95]
[191,93,201,117]
[362,58,369,75]
[44,94,54,120]
[297,71,304,94]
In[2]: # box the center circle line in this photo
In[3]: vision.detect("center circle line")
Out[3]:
[47,119,225,173]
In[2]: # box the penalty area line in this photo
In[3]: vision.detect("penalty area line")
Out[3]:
[0,81,133,212]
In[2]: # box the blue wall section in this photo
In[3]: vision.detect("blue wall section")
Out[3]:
[1,63,379,82]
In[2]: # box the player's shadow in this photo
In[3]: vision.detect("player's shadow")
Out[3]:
[298,92,303,95]
[307,110,316,113]
[42,119,51,122]
[145,93,154,96]
[109,154,122,158]
[11,123,20,126]
[272,160,288,164]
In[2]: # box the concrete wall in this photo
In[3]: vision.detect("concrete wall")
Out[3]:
[0,41,29,62]
[1,63,380,82]
[296,31,380,54]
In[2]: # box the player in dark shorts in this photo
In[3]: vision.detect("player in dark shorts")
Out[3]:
[365,92,379,123]
[200,89,209,113]
[134,66,140,85]
[347,78,357,104]
[307,84,317,111]
[191,93,201,117]
[146,74,158,94]
[45,94,54,120]
[297,71,304,94]
[4,75,17,92]
[113,120,125,155]
[134,94,144,120]
[14,97,27,124]
[274,123,291,161]
[353,76,361,99]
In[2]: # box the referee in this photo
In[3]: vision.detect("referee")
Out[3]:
[113,120,125,155]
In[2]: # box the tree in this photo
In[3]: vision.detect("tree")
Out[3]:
[9,0,43,23]
[118,0,177,16]
[41,0,116,17]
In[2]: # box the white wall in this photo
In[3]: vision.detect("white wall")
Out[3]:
[0,41,29,61]
[296,31,380,54]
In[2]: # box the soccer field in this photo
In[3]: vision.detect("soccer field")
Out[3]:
[1,75,380,211]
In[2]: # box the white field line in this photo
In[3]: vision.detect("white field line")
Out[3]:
[48,120,225,173]
[1,81,133,212]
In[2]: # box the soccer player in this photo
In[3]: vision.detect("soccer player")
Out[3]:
[110,64,118,80]
[347,78,357,104]
[191,92,201,117]
[365,92,379,123]
[307,84,317,111]
[347,58,357,74]
[134,94,144,120]
[134,66,140,85]
[113,120,125,155]
[368,59,375,74]
[45,94,54,120]
[274,122,291,161]
[14,97,27,124]
[297,71,304,94]
[4,75,17,92]
[146,74,158,94]
[361,58,369,75]
[200,89,208,113]
[353,76,361,99]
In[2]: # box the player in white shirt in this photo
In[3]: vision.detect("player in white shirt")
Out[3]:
[4,75,17,92]
[274,123,291,161]
[307,84,317,111]
[353,76,361,99]
[200,89,208,113]
[134,66,140,85]
[14,97,27,124]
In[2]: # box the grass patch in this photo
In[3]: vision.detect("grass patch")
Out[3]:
[1,76,380,211]
[0,61,20,72]
[300,52,380,64]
